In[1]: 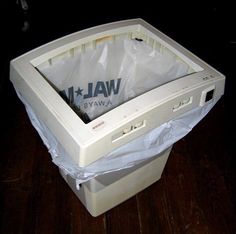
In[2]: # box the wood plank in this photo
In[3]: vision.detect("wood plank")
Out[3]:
[1,83,236,234]
[184,100,236,234]
[136,144,211,234]
[0,99,106,234]
[25,123,106,234]
[136,100,236,234]
[105,197,140,234]
[0,101,41,234]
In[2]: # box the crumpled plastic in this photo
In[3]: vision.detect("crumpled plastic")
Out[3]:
[19,36,222,189]
[37,37,190,120]
[17,91,220,188]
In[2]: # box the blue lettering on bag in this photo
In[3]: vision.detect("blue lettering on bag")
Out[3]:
[60,78,122,102]
[83,78,121,99]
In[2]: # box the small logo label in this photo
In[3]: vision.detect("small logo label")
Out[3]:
[92,121,105,130]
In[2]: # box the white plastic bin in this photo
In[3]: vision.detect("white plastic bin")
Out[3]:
[60,147,172,217]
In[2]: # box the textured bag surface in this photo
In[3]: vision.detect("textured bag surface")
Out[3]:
[18,91,219,186]
[29,37,220,186]
[38,37,189,120]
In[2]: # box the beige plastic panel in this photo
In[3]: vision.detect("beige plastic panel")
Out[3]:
[60,146,172,217]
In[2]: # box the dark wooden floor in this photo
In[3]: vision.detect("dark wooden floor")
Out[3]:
[1,83,236,234]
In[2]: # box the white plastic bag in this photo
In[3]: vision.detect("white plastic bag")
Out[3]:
[38,37,189,120]
[17,91,220,187]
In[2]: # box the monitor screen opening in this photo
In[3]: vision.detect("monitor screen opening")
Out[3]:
[35,30,203,124]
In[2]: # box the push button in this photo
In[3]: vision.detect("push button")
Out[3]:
[112,120,146,142]
[134,121,144,129]
[173,97,193,112]
[182,97,191,105]
[123,126,132,134]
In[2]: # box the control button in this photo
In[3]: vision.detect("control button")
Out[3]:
[123,126,132,134]
[173,96,193,112]
[173,102,181,110]
[112,120,146,142]
[182,97,191,105]
[134,121,143,129]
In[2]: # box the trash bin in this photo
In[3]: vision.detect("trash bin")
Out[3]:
[59,146,172,216]
[10,19,225,216]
